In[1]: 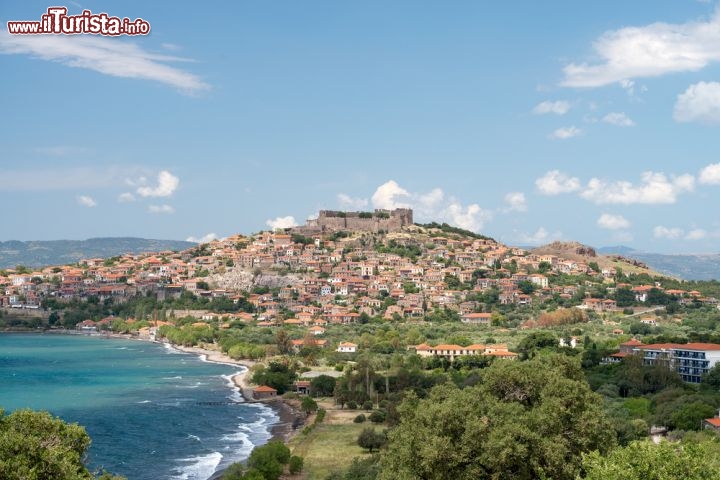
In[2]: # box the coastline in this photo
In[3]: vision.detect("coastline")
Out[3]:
[167,343,305,480]
[3,330,305,480]
[168,344,304,441]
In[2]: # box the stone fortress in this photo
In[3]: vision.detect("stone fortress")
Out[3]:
[293,208,414,234]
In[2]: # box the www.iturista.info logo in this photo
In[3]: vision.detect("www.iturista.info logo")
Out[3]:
[7,7,151,36]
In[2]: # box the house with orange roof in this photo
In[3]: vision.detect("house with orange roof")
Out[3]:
[461,312,492,325]
[253,385,277,400]
[336,342,357,353]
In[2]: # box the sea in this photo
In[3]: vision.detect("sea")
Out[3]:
[0,333,278,480]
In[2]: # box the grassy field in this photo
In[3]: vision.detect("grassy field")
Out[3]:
[288,411,372,480]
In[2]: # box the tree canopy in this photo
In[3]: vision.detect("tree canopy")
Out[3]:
[581,437,720,480]
[378,355,615,480]
[0,409,125,480]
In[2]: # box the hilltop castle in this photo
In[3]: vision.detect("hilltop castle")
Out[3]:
[293,208,413,234]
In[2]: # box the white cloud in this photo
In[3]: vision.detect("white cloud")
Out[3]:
[653,225,684,240]
[337,193,369,210]
[148,204,175,214]
[117,192,135,203]
[549,126,582,140]
[674,82,720,124]
[418,188,445,210]
[504,192,528,212]
[186,233,219,243]
[368,180,491,232]
[266,216,298,230]
[581,172,695,205]
[535,170,581,195]
[561,11,720,87]
[602,112,635,127]
[371,180,411,210]
[0,32,210,94]
[597,213,630,230]
[76,195,97,207]
[699,162,720,184]
[686,228,707,240]
[442,202,491,232]
[136,170,179,198]
[532,100,570,115]
[517,227,562,245]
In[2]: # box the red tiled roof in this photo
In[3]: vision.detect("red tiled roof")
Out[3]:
[254,385,277,392]
[706,418,720,427]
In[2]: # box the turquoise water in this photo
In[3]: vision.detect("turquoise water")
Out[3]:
[0,333,277,480]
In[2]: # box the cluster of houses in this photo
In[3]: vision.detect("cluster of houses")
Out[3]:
[1,226,718,336]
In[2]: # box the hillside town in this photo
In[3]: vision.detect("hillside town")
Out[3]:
[1,209,719,333]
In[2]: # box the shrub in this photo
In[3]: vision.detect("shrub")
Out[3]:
[363,400,374,411]
[369,410,386,423]
[288,455,304,474]
[357,427,386,453]
[347,400,358,410]
[354,414,367,423]
[314,408,326,424]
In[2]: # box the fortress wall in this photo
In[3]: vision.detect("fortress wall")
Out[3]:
[293,208,414,233]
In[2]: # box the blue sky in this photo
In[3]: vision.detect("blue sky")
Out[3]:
[2,1,720,253]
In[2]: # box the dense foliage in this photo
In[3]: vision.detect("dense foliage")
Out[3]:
[0,409,125,480]
[378,355,615,480]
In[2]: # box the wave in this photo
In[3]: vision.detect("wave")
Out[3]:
[163,376,183,380]
[187,434,201,442]
[163,343,183,354]
[170,451,222,480]
[137,400,152,404]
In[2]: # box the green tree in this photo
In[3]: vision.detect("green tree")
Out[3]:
[0,409,125,480]
[701,364,720,392]
[357,428,386,453]
[301,396,318,415]
[310,374,337,396]
[517,280,535,295]
[288,456,304,475]
[581,438,720,480]
[670,402,717,431]
[246,441,291,480]
[378,355,615,480]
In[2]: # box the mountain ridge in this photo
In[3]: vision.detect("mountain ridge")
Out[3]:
[0,237,195,269]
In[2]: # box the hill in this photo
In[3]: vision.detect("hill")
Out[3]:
[0,237,195,269]
[598,246,720,281]
[530,241,662,277]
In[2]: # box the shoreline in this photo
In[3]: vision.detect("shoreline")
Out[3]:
[1,330,305,480]
[166,343,306,480]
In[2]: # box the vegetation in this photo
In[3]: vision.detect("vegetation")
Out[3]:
[581,436,720,480]
[222,441,295,480]
[0,409,125,480]
[379,355,615,480]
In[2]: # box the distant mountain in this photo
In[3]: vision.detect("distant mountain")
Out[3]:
[596,245,640,256]
[598,246,720,281]
[0,237,195,269]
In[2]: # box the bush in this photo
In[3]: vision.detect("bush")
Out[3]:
[347,400,358,410]
[288,455,304,474]
[369,410,386,423]
[357,427,386,453]
[301,396,318,415]
[363,400,374,411]
[315,408,326,424]
[354,414,367,423]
